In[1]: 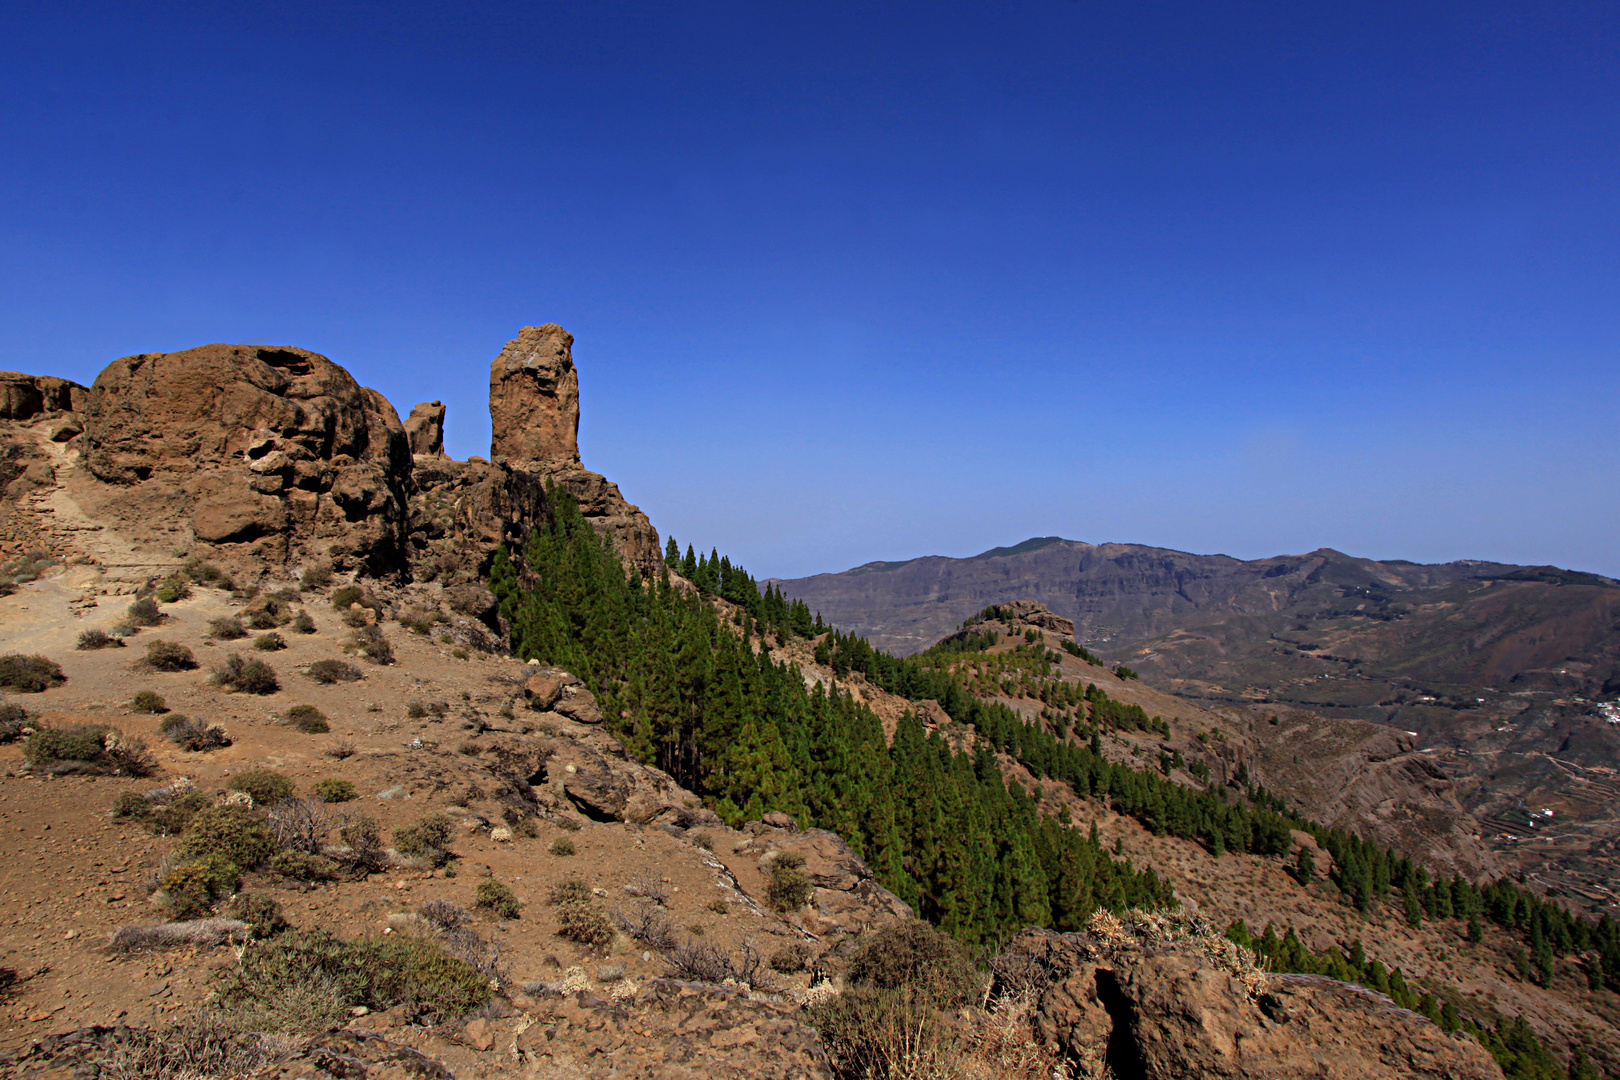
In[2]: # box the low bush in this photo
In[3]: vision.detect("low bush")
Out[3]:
[159,857,241,919]
[178,804,278,869]
[0,654,65,692]
[847,920,983,1006]
[769,942,810,973]
[208,616,247,640]
[215,928,491,1032]
[158,715,231,752]
[349,625,394,665]
[145,640,197,672]
[284,704,329,734]
[0,703,28,743]
[126,597,163,627]
[112,791,151,818]
[291,611,317,634]
[267,797,332,854]
[614,902,677,952]
[337,814,386,874]
[130,690,168,713]
[24,723,154,775]
[806,985,958,1079]
[312,778,355,803]
[230,893,288,938]
[556,901,615,951]
[548,877,593,906]
[268,849,339,881]
[549,837,576,857]
[254,631,287,652]
[325,739,357,760]
[77,628,122,650]
[475,879,521,919]
[247,608,282,631]
[300,564,333,590]
[331,585,365,609]
[144,790,212,834]
[228,769,295,807]
[418,899,471,930]
[214,653,279,694]
[183,558,232,589]
[393,813,454,866]
[154,579,191,604]
[306,659,362,684]
[765,851,813,912]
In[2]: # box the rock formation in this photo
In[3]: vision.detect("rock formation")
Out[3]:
[77,343,411,573]
[489,324,580,468]
[404,400,445,456]
[997,919,1504,1080]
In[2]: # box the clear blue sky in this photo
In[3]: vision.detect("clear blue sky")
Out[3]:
[3,2,1617,578]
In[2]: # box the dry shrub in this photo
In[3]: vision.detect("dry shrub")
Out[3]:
[283,704,328,733]
[549,837,576,857]
[325,739,357,760]
[475,879,521,919]
[130,690,167,713]
[848,920,984,1006]
[665,939,767,987]
[614,902,678,952]
[144,640,197,672]
[158,715,231,752]
[126,597,163,627]
[292,611,317,634]
[418,899,471,930]
[254,632,288,652]
[77,628,123,650]
[766,850,813,911]
[24,724,155,776]
[770,942,811,973]
[84,1015,289,1080]
[393,813,454,866]
[214,653,279,694]
[267,798,331,854]
[107,918,250,953]
[208,616,247,640]
[556,903,616,951]
[306,658,362,684]
[337,813,386,874]
[624,868,669,906]
[0,703,28,743]
[0,653,65,692]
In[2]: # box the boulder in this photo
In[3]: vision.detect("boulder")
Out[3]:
[996,923,1504,1080]
[79,343,411,574]
[404,400,446,456]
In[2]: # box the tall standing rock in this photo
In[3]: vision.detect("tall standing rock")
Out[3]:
[404,401,446,457]
[489,324,580,468]
[484,325,662,573]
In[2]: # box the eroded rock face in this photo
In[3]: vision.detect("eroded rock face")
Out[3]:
[998,925,1503,1080]
[737,825,915,936]
[405,400,446,457]
[79,344,411,573]
[490,324,580,468]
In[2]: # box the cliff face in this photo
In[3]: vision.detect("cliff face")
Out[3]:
[0,327,662,581]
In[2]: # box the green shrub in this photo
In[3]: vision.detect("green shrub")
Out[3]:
[178,804,278,869]
[549,837,576,857]
[0,654,65,692]
[154,579,191,604]
[769,942,810,973]
[215,929,491,1031]
[228,769,295,807]
[254,632,287,652]
[690,831,713,851]
[847,920,983,1006]
[112,791,151,818]
[23,724,105,766]
[312,778,355,803]
[765,851,813,912]
[230,893,288,938]
[208,616,247,640]
[130,690,168,713]
[268,849,339,881]
[159,856,240,919]
[291,611,317,634]
[284,704,329,734]
[126,597,163,627]
[145,640,197,672]
[183,558,231,589]
[214,653,279,694]
[247,608,281,631]
[393,813,454,866]
[300,564,333,590]
[145,790,212,834]
[77,628,122,650]
[331,586,364,610]
[307,659,362,684]
[475,879,521,919]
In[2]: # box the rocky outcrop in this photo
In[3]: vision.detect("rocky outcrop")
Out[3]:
[486,325,663,574]
[404,400,446,456]
[735,823,914,936]
[77,343,412,573]
[0,371,85,420]
[996,919,1503,1080]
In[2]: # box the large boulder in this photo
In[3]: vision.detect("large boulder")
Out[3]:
[996,920,1503,1080]
[78,344,411,573]
[404,400,446,456]
[489,323,580,468]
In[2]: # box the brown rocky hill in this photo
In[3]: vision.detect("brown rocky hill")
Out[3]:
[772,539,1620,916]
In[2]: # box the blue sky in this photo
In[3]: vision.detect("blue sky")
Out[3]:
[3,2,1617,578]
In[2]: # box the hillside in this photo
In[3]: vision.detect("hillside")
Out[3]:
[0,332,1616,1079]
[772,539,1620,917]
